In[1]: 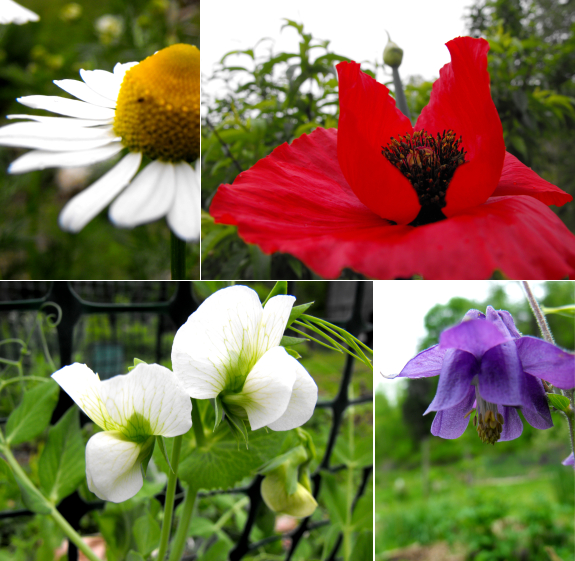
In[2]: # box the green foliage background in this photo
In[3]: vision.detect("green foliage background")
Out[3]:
[202,0,575,280]
[0,0,200,279]
[375,281,575,559]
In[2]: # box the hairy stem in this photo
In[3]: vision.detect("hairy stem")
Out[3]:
[157,435,183,561]
[521,281,554,344]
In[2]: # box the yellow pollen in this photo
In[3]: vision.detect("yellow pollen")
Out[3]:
[113,43,200,162]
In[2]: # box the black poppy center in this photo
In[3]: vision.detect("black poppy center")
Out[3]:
[382,129,467,226]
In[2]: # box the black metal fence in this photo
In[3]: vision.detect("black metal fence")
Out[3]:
[0,281,373,561]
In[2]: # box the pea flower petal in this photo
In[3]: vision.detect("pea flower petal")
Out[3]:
[0,0,39,24]
[52,362,192,502]
[172,285,318,431]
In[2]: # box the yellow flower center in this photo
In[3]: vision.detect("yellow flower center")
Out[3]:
[113,44,200,162]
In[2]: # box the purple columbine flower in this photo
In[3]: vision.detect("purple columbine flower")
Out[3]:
[394,306,575,444]
[562,453,574,469]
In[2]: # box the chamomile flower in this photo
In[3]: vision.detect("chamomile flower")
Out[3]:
[0,44,200,241]
[0,0,39,24]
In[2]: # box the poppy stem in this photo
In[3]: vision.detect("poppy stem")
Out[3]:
[391,66,411,121]
[171,232,186,280]
[521,281,555,344]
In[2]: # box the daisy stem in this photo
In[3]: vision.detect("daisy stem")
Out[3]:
[0,436,101,561]
[167,483,199,561]
[157,435,183,561]
[171,232,186,280]
[521,281,555,344]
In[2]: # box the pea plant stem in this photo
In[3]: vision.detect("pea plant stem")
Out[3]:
[343,386,355,561]
[157,434,183,561]
[0,434,101,561]
[167,484,199,561]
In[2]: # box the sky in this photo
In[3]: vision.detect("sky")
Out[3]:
[373,281,547,400]
[201,0,478,100]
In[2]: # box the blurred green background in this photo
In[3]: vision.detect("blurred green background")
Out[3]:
[201,0,575,280]
[375,281,575,560]
[0,0,200,279]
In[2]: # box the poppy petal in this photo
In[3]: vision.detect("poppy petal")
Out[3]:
[416,37,505,216]
[210,128,575,280]
[492,151,573,207]
[336,61,420,224]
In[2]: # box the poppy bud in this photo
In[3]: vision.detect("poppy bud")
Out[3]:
[383,32,404,68]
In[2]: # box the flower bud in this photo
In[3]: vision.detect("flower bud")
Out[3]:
[383,33,404,68]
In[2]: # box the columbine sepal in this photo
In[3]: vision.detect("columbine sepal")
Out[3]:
[259,442,317,518]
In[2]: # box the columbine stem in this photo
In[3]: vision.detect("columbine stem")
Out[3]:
[0,437,100,561]
[167,484,199,561]
[157,435,183,561]
[521,281,555,344]
[171,232,186,280]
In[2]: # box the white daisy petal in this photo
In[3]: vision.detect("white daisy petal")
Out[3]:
[0,122,115,140]
[0,0,39,24]
[97,363,192,438]
[59,152,142,233]
[79,69,124,103]
[237,347,297,431]
[256,295,296,359]
[51,363,111,430]
[172,286,263,399]
[7,114,114,127]
[267,360,318,431]
[17,95,116,120]
[54,79,118,108]
[9,143,123,174]
[85,431,143,502]
[0,135,118,152]
[167,161,201,242]
[109,160,175,227]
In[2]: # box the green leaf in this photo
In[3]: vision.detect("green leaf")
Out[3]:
[351,530,373,561]
[286,302,314,327]
[133,512,161,556]
[213,395,224,431]
[319,471,346,526]
[351,493,373,532]
[280,336,308,347]
[178,425,286,491]
[11,468,51,514]
[542,304,575,318]
[548,394,571,412]
[262,281,288,305]
[128,358,147,372]
[5,380,59,446]
[38,407,85,505]
[126,551,146,561]
[285,348,302,360]
[202,540,232,561]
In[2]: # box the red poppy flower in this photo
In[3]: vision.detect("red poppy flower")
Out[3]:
[210,37,575,279]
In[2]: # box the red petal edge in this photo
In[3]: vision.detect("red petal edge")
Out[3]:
[210,128,575,280]
[493,151,573,206]
[416,37,506,217]
[336,61,420,224]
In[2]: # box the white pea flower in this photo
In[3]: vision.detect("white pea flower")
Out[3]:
[0,0,39,24]
[0,44,200,240]
[52,362,192,503]
[172,286,318,432]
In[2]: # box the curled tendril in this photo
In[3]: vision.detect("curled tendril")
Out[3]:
[39,302,63,328]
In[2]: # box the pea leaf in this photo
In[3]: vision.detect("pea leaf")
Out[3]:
[5,380,59,446]
[38,406,85,505]
[133,513,161,556]
[178,425,286,490]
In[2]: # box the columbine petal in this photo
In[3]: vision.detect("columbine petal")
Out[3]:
[416,37,505,216]
[167,161,201,241]
[440,319,510,358]
[109,160,175,227]
[59,152,142,233]
[520,374,553,430]
[563,453,574,468]
[497,405,523,441]
[51,363,111,429]
[9,144,123,174]
[210,127,575,280]
[396,345,447,379]
[172,285,263,398]
[85,431,143,502]
[479,341,524,406]
[426,349,478,413]
[267,360,318,431]
[516,337,575,390]
[17,95,116,120]
[493,152,573,207]
[54,79,118,108]
[336,61,419,224]
[236,347,297,431]
[255,295,296,359]
[430,385,475,439]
